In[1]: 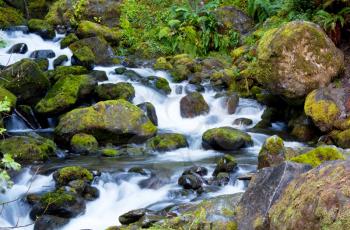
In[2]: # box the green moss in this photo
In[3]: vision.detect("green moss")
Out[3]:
[153,77,171,95]
[0,7,25,29]
[28,19,55,39]
[101,148,120,157]
[34,58,49,71]
[146,133,188,152]
[60,33,79,49]
[35,74,95,116]
[0,136,56,163]
[71,46,95,69]
[70,133,98,154]
[304,90,340,132]
[76,20,121,45]
[55,166,93,186]
[47,65,89,83]
[0,87,16,110]
[289,146,345,167]
[40,189,75,206]
[95,82,135,101]
[154,57,173,70]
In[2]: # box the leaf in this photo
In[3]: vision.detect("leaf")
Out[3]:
[2,154,21,171]
[168,19,181,28]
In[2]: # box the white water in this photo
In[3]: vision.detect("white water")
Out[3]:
[0,30,304,230]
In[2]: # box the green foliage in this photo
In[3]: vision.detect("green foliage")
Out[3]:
[0,98,20,191]
[71,0,89,26]
[0,37,5,48]
[247,0,283,23]
[313,7,350,32]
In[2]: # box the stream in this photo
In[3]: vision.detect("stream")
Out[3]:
[0,30,304,229]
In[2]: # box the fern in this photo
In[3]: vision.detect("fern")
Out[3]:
[313,7,350,32]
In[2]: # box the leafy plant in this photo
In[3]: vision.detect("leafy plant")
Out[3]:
[247,0,283,23]
[313,7,350,32]
[0,97,21,192]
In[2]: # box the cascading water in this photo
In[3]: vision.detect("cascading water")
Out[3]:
[0,30,304,229]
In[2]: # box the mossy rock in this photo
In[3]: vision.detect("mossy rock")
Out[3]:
[269,160,350,229]
[180,92,209,118]
[76,20,121,45]
[0,86,16,110]
[53,55,68,68]
[146,76,171,95]
[0,7,25,29]
[258,135,286,169]
[28,19,55,40]
[289,145,345,167]
[209,69,236,91]
[55,99,157,145]
[95,83,135,102]
[213,154,238,176]
[35,74,96,116]
[46,65,89,83]
[71,46,95,70]
[146,133,188,152]
[202,127,252,151]
[214,6,253,34]
[60,33,79,49]
[255,21,344,99]
[332,129,350,149]
[70,133,98,154]
[53,166,93,186]
[153,57,173,70]
[0,59,49,104]
[137,102,158,126]
[0,135,56,163]
[100,148,119,157]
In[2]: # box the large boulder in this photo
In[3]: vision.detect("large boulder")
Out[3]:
[0,135,56,163]
[304,85,350,132]
[95,83,135,102]
[53,166,93,186]
[28,19,55,40]
[137,102,158,126]
[76,20,121,45]
[255,21,344,100]
[236,162,312,230]
[0,59,49,104]
[269,160,350,230]
[214,6,253,34]
[70,133,98,154]
[146,133,188,152]
[180,92,209,118]
[202,127,252,151]
[35,75,96,116]
[55,99,157,145]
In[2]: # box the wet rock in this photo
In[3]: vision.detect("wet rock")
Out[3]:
[7,43,28,54]
[236,162,312,230]
[70,133,98,155]
[0,59,49,104]
[288,112,319,141]
[53,166,93,187]
[53,55,68,68]
[137,102,158,126]
[119,208,152,225]
[89,70,108,82]
[30,190,85,219]
[212,172,230,186]
[34,215,69,230]
[68,179,87,194]
[0,135,56,164]
[15,105,40,129]
[202,127,252,151]
[213,154,238,177]
[26,193,42,205]
[255,21,344,100]
[115,67,126,75]
[180,92,209,118]
[182,166,208,177]
[146,76,171,95]
[28,19,55,40]
[128,167,147,176]
[83,185,99,201]
[269,160,350,230]
[30,50,56,59]
[226,93,239,114]
[175,85,183,94]
[139,174,168,189]
[184,84,205,94]
[233,118,253,126]
[95,83,135,101]
[178,173,204,190]
[55,100,157,145]
[289,145,344,167]
[35,75,96,116]
[258,135,286,169]
[47,65,89,83]
[146,133,188,152]
[71,46,95,70]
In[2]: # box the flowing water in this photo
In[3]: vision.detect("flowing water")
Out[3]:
[0,30,304,229]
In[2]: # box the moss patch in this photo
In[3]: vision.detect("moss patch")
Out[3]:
[146,133,188,152]
[0,7,25,29]
[54,166,93,186]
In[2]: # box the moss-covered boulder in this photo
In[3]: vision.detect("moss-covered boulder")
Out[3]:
[146,133,188,152]
[255,21,344,100]
[30,189,85,220]
[137,102,158,126]
[258,135,286,169]
[100,148,119,157]
[53,166,93,186]
[71,46,95,70]
[180,92,209,118]
[0,86,16,110]
[46,66,89,83]
[55,100,157,145]
[289,145,344,167]
[53,55,68,68]
[146,76,171,95]
[214,6,253,34]
[60,33,79,49]
[0,135,56,163]
[0,6,25,29]
[153,57,173,70]
[202,127,252,151]
[0,59,49,104]
[76,20,121,45]
[70,133,98,154]
[304,85,350,132]
[331,129,350,149]
[269,160,350,229]
[28,19,55,40]
[213,154,238,177]
[69,36,115,66]
[95,83,135,101]
[35,75,96,116]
